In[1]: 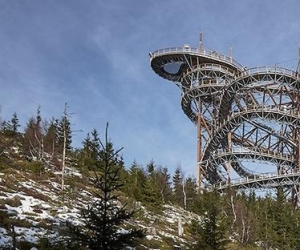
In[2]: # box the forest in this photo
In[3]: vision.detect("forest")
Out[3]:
[1,108,300,250]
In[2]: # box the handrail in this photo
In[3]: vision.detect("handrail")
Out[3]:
[236,66,298,79]
[217,170,300,189]
[151,46,244,71]
[216,150,295,162]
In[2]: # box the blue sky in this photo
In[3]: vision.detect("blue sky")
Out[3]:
[0,0,300,177]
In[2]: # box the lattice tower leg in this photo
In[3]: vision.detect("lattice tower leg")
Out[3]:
[196,99,202,192]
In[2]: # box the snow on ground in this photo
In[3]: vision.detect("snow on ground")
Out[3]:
[0,228,11,246]
[0,171,83,248]
[0,169,198,249]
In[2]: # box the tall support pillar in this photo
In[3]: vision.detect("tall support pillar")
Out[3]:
[292,94,300,208]
[197,99,202,192]
[292,136,300,208]
[298,136,300,171]
[227,132,232,183]
[296,91,300,208]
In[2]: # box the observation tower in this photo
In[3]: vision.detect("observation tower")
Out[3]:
[150,34,300,203]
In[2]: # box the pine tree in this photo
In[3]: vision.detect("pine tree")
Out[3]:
[68,123,144,249]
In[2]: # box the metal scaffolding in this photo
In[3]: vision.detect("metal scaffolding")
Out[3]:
[150,34,300,203]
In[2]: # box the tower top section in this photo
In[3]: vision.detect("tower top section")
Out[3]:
[149,41,244,82]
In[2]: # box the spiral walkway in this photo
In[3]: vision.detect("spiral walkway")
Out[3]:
[150,41,300,193]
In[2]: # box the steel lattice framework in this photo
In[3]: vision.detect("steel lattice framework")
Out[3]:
[150,36,300,202]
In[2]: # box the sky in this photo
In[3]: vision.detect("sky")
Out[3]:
[0,0,300,177]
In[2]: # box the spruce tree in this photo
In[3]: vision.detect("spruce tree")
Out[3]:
[127,161,147,202]
[0,112,20,136]
[144,160,162,211]
[184,176,197,211]
[156,166,172,204]
[191,190,230,250]
[172,167,184,207]
[11,112,20,134]
[23,114,43,160]
[44,118,58,156]
[57,109,72,153]
[68,123,144,249]
[79,129,101,172]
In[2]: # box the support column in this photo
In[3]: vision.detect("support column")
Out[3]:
[292,135,300,208]
[298,136,300,172]
[292,106,300,208]
[197,99,202,192]
[227,132,232,183]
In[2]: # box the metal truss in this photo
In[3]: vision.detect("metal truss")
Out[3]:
[150,39,300,198]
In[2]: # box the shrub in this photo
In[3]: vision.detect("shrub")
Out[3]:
[4,195,23,207]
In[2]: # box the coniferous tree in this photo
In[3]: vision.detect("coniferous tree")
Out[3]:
[78,129,101,173]
[256,188,296,250]
[68,123,144,249]
[256,193,277,249]
[184,176,197,211]
[11,112,20,134]
[76,132,93,175]
[90,128,100,159]
[155,166,172,204]
[273,188,293,249]
[143,160,162,211]
[23,107,44,160]
[82,132,92,152]
[57,107,72,153]
[172,167,184,207]
[0,113,20,136]
[43,118,59,157]
[127,160,147,202]
[58,103,73,190]
[0,120,7,132]
[191,190,230,250]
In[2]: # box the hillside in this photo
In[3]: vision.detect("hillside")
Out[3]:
[0,138,198,249]
[1,129,297,250]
